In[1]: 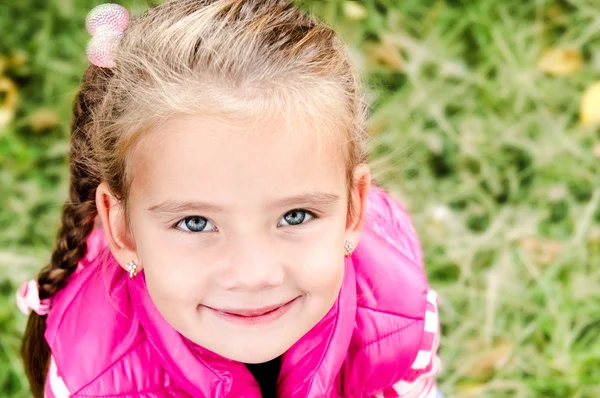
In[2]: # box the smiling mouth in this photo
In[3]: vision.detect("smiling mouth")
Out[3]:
[203,297,300,325]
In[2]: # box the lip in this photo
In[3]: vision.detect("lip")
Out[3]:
[204,296,300,325]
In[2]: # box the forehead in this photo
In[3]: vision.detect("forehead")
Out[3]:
[128,113,347,209]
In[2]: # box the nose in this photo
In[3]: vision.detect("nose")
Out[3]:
[216,235,285,291]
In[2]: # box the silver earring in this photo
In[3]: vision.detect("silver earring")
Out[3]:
[344,240,354,257]
[126,261,138,279]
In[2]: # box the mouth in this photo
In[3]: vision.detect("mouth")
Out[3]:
[203,296,300,325]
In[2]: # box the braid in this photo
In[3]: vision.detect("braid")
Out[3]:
[21,66,111,397]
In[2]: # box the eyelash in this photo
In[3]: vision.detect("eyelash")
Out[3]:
[171,209,320,234]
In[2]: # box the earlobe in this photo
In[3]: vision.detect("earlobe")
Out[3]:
[95,182,139,271]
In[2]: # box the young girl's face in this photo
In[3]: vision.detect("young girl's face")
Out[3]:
[105,113,368,364]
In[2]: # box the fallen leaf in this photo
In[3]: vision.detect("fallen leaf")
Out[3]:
[343,1,367,20]
[519,236,563,265]
[9,51,28,67]
[368,116,388,136]
[0,77,18,128]
[462,338,512,379]
[0,56,6,75]
[454,382,486,397]
[29,108,61,133]
[365,35,404,71]
[537,47,583,76]
[580,82,600,126]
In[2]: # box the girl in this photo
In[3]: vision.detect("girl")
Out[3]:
[17,1,442,397]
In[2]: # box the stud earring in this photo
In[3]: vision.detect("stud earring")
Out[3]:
[126,261,138,278]
[344,240,354,257]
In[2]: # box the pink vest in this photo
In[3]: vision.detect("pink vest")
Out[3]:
[44,187,431,397]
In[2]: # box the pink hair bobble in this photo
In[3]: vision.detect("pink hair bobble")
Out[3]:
[15,279,51,316]
[85,3,130,68]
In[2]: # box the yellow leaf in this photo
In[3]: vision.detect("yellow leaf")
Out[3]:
[580,82,600,126]
[0,56,7,75]
[537,47,583,76]
[29,108,61,133]
[519,236,563,266]
[365,35,404,71]
[343,1,367,20]
[9,51,28,67]
[462,338,512,379]
[455,382,486,397]
[368,114,389,136]
[0,77,18,128]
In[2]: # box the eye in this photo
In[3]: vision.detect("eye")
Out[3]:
[278,209,315,227]
[176,216,217,233]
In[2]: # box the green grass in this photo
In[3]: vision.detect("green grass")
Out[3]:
[1,0,599,397]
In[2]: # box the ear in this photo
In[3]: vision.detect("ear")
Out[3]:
[345,163,371,248]
[95,181,140,272]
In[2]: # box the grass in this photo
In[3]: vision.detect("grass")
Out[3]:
[1,0,599,397]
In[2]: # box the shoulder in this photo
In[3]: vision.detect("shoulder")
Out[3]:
[354,186,429,318]
[343,288,442,397]
[371,289,442,398]
[44,347,189,397]
[43,229,182,397]
[342,187,440,395]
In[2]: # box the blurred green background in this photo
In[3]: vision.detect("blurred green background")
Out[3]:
[1,0,599,397]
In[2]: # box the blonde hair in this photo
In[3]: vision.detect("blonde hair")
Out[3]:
[22,1,369,395]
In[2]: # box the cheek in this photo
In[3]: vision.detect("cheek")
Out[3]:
[131,213,210,299]
[144,263,198,307]
[142,262,206,335]
[289,210,348,293]
[137,239,211,309]
[292,233,345,297]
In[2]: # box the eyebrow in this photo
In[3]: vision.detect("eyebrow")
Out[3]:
[146,192,341,215]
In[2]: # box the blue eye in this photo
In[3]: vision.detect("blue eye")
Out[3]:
[278,209,315,227]
[176,216,216,232]
[174,209,317,233]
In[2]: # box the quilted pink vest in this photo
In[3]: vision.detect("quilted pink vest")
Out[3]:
[43,186,430,397]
